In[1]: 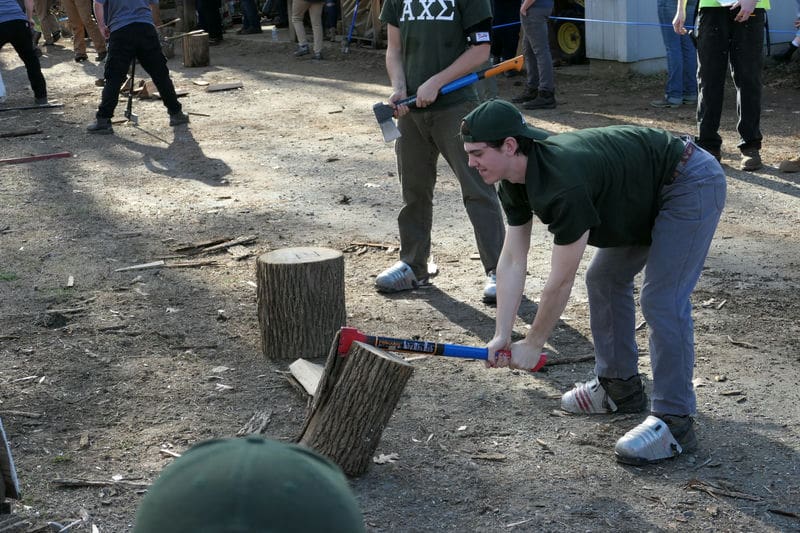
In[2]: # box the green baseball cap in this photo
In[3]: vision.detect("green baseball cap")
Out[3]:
[460,99,550,142]
[133,436,366,533]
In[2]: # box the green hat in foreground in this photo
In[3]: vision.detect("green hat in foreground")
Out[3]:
[460,99,550,142]
[133,435,366,533]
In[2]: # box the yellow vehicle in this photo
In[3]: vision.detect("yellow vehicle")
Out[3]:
[550,0,586,63]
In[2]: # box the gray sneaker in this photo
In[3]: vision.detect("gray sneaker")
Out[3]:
[740,149,762,171]
[561,375,647,414]
[650,97,682,108]
[614,414,696,465]
[87,117,113,134]
[375,261,428,293]
[294,44,310,57]
[482,271,496,304]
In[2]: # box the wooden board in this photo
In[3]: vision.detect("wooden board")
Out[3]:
[288,359,324,396]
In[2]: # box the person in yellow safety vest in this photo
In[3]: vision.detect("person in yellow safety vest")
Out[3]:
[673,0,770,171]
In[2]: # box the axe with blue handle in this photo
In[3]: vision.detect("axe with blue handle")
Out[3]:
[337,326,547,372]
[372,55,524,142]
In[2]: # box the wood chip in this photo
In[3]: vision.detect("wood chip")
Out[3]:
[727,335,759,349]
[114,260,165,272]
[471,452,507,461]
[206,81,244,92]
[685,478,761,501]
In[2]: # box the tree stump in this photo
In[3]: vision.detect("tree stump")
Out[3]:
[256,247,345,361]
[299,331,414,476]
[182,32,209,67]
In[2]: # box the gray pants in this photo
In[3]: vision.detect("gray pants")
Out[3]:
[395,100,505,278]
[520,5,555,92]
[584,143,725,416]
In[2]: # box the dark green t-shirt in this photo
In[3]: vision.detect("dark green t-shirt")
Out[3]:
[498,126,685,247]
[379,0,492,109]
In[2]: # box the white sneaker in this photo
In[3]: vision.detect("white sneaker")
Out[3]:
[482,272,496,303]
[375,261,428,293]
[614,415,682,465]
[560,377,619,414]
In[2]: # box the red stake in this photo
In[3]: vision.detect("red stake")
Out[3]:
[0,152,72,165]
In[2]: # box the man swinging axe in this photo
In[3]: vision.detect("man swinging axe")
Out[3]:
[87,0,188,133]
[460,99,726,465]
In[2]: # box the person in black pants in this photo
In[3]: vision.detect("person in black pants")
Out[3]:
[198,0,224,44]
[0,0,48,105]
[491,0,521,63]
[87,0,188,133]
[673,0,768,171]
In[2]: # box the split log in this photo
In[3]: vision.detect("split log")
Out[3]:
[256,247,345,360]
[299,332,414,476]
[182,32,209,67]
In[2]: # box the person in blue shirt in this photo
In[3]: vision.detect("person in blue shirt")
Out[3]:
[86,0,188,134]
[0,0,48,105]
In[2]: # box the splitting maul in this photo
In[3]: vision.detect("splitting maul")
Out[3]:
[337,326,547,372]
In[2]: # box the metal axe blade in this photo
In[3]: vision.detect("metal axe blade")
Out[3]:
[373,102,400,142]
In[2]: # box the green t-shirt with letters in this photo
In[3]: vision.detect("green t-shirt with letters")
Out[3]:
[498,126,685,248]
[379,0,492,109]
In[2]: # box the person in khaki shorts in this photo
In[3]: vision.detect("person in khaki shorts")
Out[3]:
[62,0,107,61]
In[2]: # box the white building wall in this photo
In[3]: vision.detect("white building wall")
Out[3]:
[583,0,797,73]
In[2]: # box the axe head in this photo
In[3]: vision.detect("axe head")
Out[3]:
[337,327,366,354]
[373,102,401,142]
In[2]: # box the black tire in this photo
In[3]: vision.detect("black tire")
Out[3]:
[551,8,586,64]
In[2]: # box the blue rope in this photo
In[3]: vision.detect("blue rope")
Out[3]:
[493,15,796,35]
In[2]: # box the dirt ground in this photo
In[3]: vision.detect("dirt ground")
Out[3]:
[1,26,800,532]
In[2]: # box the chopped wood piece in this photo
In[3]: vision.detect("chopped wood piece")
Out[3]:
[174,237,229,253]
[0,410,42,419]
[163,259,218,268]
[0,127,42,138]
[206,81,244,92]
[0,102,64,113]
[726,336,759,349]
[138,80,158,99]
[114,260,165,272]
[685,478,761,501]
[237,410,273,436]
[0,152,71,165]
[159,448,182,458]
[52,477,151,489]
[185,235,256,256]
[343,241,396,253]
[289,359,324,395]
[191,79,210,86]
[227,245,253,260]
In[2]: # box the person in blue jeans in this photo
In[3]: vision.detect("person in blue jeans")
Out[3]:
[776,0,800,62]
[237,0,263,34]
[652,0,697,108]
[460,99,726,465]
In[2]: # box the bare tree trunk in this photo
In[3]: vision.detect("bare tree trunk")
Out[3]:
[256,247,346,360]
[299,332,414,476]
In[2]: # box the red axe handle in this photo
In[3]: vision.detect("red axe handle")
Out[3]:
[337,327,546,372]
